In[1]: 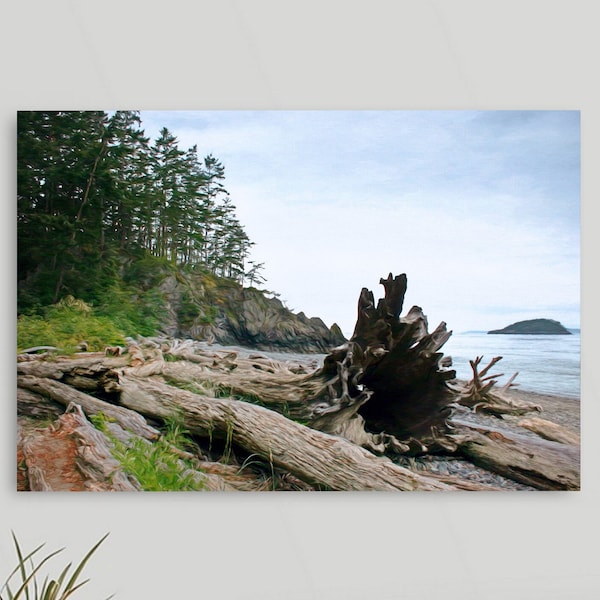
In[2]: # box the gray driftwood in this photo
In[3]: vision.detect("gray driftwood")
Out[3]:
[452,420,580,491]
[117,374,451,491]
[15,272,579,491]
[18,375,159,441]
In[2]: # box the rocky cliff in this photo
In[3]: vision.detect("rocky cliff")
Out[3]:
[157,272,346,353]
[488,318,571,335]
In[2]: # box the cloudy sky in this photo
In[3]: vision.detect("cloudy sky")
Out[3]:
[139,110,580,336]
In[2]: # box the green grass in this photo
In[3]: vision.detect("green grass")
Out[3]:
[92,414,207,492]
[17,296,126,354]
[1,532,112,600]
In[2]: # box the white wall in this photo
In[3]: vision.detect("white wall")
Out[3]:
[3,2,599,598]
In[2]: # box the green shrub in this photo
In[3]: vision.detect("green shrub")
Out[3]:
[96,284,163,337]
[17,296,126,353]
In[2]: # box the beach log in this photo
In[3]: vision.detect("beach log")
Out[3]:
[455,356,543,417]
[452,419,580,490]
[116,374,452,491]
[517,417,581,445]
[309,273,458,451]
[17,375,160,441]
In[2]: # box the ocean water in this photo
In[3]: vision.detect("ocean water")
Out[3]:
[442,332,581,399]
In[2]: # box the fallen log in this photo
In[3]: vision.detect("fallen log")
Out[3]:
[451,419,580,490]
[17,387,63,420]
[313,274,457,448]
[17,375,160,441]
[517,417,581,445]
[19,403,140,491]
[116,374,452,491]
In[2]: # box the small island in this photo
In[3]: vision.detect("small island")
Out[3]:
[488,318,572,335]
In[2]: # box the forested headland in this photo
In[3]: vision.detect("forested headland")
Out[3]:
[17,111,343,352]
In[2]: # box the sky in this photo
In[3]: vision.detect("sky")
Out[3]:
[139,110,580,337]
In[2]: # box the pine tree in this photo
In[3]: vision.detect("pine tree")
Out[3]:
[104,111,152,251]
[17,111,111,306]
[17,111,263,316]
[150,128,188,261]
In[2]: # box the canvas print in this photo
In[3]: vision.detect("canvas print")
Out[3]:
[17,110,580,491]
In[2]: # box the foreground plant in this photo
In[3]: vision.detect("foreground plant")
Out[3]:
[1,532,112,600]
[92,413,207,491]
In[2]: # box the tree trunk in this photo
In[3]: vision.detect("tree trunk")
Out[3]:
[17,375,160,441]
[452,420,580,490]
[116,374,452,491]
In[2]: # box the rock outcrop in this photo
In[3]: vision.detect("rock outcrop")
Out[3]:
[488,318,571,335]
[157,273,346,353]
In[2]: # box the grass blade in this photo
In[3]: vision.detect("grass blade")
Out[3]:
[10,532,30,600]
[61,533,109,596]
[9,549,64,600]
[61,578,91,600]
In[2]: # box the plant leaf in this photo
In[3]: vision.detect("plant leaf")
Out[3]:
[61,533,109,596]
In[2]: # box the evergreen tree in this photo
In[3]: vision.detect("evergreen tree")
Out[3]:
[104,111,152,251]
[17,111,262,316]
[18,111,111,306]
[150,127,187,261]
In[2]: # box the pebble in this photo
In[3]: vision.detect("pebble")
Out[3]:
[394,454,537,491]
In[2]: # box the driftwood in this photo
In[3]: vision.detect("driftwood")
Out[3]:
[452,420,580,491]
[116,374,451,491]
[19,403,140,491]
[15,272,580,491]
[17,375,160,441]
[17,387,63,420]
[517,417,581,445]
[455,356,542,417]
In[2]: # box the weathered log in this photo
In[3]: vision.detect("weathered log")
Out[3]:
[17,355,128,393]
[332,273,457,447]
[452,420,580,490]
[19,345,58,354]
[517,417,581,445]
[17,387,64,420]
[116,374,452,491]
[19,403,140,491]
[17,375,160,441]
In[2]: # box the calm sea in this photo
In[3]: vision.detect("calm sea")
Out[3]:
[442,332,581,399]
